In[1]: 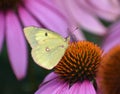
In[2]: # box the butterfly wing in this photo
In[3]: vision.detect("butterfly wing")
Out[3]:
[31,41,68,69]
[24,26,70,69]
[24,26,65,48]
[24,26,40,48]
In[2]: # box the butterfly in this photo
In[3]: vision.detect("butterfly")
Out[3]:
[24,26,70,70]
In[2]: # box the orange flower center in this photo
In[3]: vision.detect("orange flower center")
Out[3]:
[0,0,22,11]
[54,41,102,84]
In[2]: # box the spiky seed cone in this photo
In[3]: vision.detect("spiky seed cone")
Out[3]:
[55,41,102,84]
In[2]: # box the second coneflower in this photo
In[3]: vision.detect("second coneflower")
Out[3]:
[35,41,102,94]
[97,45,120,94]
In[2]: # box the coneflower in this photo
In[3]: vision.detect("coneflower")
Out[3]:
[35,41,102,94]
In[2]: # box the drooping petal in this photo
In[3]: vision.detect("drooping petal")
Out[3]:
[78,81,96,94]
[24,0,68,37]
[76,0,119,21]
[18,5,40,27]
[103,20,120,43]
[102,39,120,54]
[0,12,5,52]
[51,0,68,15]
[102,20,120,53]
[42,72,58,83]
[35,79,69,94]
[54,0,106,35]
[56,83,69,94]
[89,0,120,14]
[6,11,28,80]
[86,0,120,21]
[110,0,120,7]
[68,82,81,94]
[68,81,96,94]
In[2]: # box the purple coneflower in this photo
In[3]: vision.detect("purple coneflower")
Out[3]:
[35,41,102,94]
[0,0,73,80]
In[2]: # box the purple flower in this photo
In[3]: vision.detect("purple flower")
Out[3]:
[0,0,73,80]
[35,41,102,94]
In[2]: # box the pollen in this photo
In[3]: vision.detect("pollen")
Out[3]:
[54,41,102,84]
[97,45,120,94]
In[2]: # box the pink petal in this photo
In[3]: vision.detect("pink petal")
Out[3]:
[18,6,40,27]
[68,82,81,94]
[79,81,96,94]
[87,0,120,21]
[6,11,28,80]
[104,21,120,44]
[58,0,106,35]
[54,82,69,94]
[76,0,119,21]
[51,0,75,23]
[102,37,120,53]
[102,21,120,53]
[0,12,5,52]
[51,0,67,14]
[89,0,120,14]
[42,72,58,83]
[110,0,120,7]
[68,81,96,94]
[24,0,68,37]
[35,79,69,94]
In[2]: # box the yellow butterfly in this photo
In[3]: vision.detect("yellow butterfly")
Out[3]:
[24,26,70,70]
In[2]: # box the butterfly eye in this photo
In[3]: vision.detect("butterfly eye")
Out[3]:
[45,32,48,36]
